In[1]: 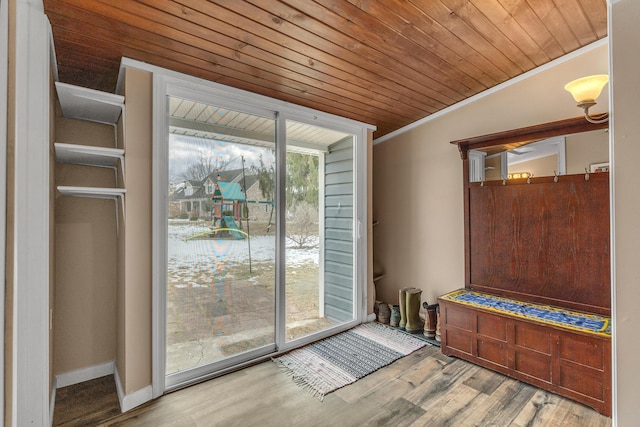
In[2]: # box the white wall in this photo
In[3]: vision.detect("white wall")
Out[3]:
[610,0,640,424]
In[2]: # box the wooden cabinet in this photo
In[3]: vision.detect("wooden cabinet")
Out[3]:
[447,120,612,418]
[439,299,611,416]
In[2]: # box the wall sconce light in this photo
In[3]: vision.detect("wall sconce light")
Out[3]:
[564,74,609,124]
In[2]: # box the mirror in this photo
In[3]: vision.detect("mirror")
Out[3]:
[468,128,608,182]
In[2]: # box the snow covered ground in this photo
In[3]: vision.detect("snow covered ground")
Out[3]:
[168,220,319,277]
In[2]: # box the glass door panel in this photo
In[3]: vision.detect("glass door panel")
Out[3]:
[284,120,356,342]
[166,96,276,376]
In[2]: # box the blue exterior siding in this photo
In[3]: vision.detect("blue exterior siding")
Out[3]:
[323,138,354,322]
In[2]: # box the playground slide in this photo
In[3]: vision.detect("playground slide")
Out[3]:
[223,216,246,240]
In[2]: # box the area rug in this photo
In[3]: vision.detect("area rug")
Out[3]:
[272,322,427,400]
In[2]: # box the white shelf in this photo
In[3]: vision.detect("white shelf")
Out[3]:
[57,186,126,232]
[54,82,127,233]
[55,81,124,125]
[55,142,125,185]
[55,143,124,167]
[57,186,126,199]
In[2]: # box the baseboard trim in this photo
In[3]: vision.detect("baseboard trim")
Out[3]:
[55,361,115,389]
[114,366,153,413]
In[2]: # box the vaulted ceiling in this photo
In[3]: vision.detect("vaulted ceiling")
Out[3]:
[43,0,608,138]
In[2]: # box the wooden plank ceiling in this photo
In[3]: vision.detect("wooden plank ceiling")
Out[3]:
[43,0,607,138]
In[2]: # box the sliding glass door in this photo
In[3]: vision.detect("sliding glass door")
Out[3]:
[166,97,277,378]
[159,84,364,390]
[284,121,356,342]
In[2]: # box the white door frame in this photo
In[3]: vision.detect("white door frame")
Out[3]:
[12,0,51,425]
[138,58,374,397]
[0,0,9,421]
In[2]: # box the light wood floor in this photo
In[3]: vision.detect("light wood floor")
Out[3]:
[54,345,612,427]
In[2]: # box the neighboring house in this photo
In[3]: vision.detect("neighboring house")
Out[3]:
[245,178,274,224]
[169,169,271,223]
[170,179,211,219]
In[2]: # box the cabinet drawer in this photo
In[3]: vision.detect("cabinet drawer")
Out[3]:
[514,323,552,355]
[477,312,506,341]
[515,350,552,382]
[560,333,606,370]
[477,338,507,367]
[444,305,472,331]
[559,360,607,401]
[444,329,473,355]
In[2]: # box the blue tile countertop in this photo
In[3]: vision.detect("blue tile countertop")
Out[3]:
[440,289,611,337]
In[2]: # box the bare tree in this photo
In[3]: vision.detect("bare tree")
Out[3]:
[286,202,319,249]
[179,152,222,182]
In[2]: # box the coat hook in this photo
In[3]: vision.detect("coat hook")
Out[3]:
[553,170,559,183]
[527,173,533,184]
[585,167,590,181]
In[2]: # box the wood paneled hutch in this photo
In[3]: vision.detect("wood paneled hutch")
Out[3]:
[442,117,611,416]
